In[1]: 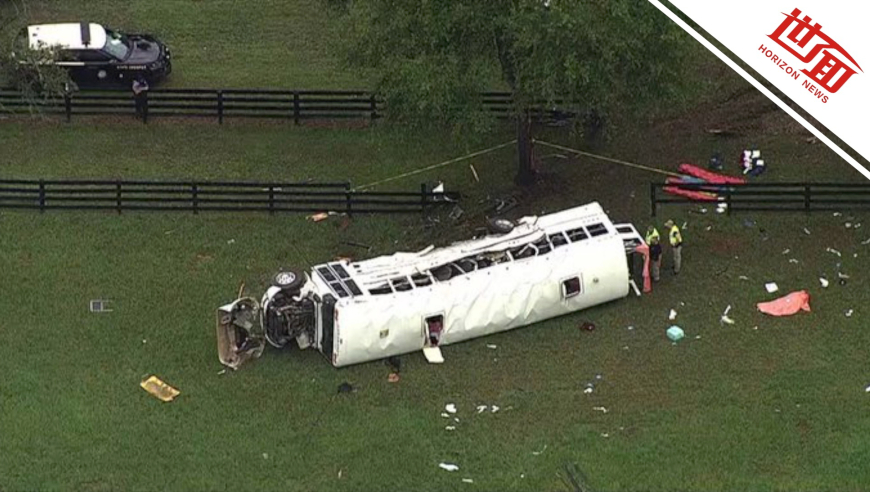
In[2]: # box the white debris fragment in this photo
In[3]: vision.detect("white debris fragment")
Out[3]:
[227,239,236,244]
[668,309,677,321]
[486,344,498,349]
[845,309,854,318]
[583,387,594,394]
[462,478,474,484]
[781,248,791,255]
[441,413,450,418]
[445,404,457,414]
[789,258,799,264]
[627,325,635,331]
[838,272,850,279]
[439,463,460,472]
[765,282,779,293]
[855,223,862,229]
[476,405,487,414]
[820,277,829,288]
[705,226,712,231]
[142,339,147,344]
[445,426,456,431]
[826,247,842,257]
[217,369,226,375]
[454,417,460,423]
[721,316,735,325]
[723,305,732,316]
[491,405,500,413]
[531,445,548,456]
[682,222,688,230]
[833,212,842,217]
[739,275,749,281]
[865,384,870,393]
[803,228,811,235]
[601,433,610,438]
[592,406,608,413]
[262,453,269,459]
[862,238,870,245]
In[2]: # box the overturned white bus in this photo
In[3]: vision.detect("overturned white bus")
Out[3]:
[217,202,647,369]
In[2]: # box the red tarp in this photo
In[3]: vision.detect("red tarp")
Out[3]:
[757,290,812,316]
[678,163,747,185]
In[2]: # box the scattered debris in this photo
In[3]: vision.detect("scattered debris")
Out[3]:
[601,433,610,438]
[803,228,811,235]
[826,247,842,257]
[668,309,677,321]
[307,212,330,222]
[217,369,226,375]
[721,315,735,325]
[862,238,870,245]
[820,277,829,288]
[667,326,685,342]
[445,426,456,431]
[845,222,853,229]
[142,339,147,344]
[441,413,450,418]
[338,382,355,394]
[532,445,548,456]
[757,290,811,316]
[449,205,464,221]
[865,384,870,393]
[388,373,400,383]
[486,344,497,349]
[583,387,594,395]
[454,417,460,423]
[789,258,799,264]
[445,403,457,414]
[781,248,791,255]
[227,238,236,244]
[739,275,749,281]
[140,375,180,402]
[491,405,500,413]
[627,325,635,331]
[476,405,487,414]
[845,309,854,318]
[262,453,269,460]
[765,282,779,293]
[462,478,474,484]
[469,164,480,183]
[89,299,112,313]
[592,406,608,413]
[580,321,596,331]
[705,226,712,231]
[439,463,460,472]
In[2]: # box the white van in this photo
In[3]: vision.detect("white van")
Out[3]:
[217,202,646,369]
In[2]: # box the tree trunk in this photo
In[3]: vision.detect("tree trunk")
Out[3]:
[514,111,536,186]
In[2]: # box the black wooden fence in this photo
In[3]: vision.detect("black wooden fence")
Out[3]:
[650,182,870,216]
[0,179,458,215]
[0,88,570,124]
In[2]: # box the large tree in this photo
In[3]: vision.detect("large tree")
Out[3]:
[328,0,688,184]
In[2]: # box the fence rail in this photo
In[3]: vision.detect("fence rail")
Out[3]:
[650,182,870,216]
[0,179,458,215]
[0,87,574,124]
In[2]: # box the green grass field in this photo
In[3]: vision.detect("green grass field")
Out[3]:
[2,1,870,491]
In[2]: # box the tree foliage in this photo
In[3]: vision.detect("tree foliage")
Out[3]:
[0,2,73,112]
[329,0,690,131]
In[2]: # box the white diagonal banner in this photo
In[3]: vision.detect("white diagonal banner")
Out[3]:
[651,1,870,180]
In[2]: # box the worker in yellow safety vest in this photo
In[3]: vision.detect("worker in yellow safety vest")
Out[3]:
[664,219,683,275]
[645,225,662,282]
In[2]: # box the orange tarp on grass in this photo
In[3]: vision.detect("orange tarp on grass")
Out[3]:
[757,290,811,316]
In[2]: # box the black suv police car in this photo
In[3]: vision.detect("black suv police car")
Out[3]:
[20,23,171,87]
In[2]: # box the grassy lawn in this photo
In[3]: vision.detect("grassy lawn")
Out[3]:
[2,111,870,491]
[3,1,870,490]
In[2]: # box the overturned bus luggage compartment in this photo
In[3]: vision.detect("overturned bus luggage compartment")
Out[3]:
[217,201,647,369]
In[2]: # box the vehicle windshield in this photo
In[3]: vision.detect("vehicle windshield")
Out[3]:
[102,28,130,60]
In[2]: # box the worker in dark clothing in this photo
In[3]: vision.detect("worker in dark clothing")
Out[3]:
[132,76,150,122]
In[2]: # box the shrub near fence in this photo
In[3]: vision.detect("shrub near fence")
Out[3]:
[0,179,459,215]
[0,87,572,124]
[650,182,870,216]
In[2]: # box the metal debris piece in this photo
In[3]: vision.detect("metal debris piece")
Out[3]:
[445,403,457,414]
[668,309,677,321]
[845,222,853,229]
[531,445,548,456]
[765,282,779,293]
[820,277,829,288]
[721,316,735,325]
[739,275,749,281]
[441,413,450,418]
[445,426,456,431]
[476,405,487,414]
[803,228,811,235]
[826,247,842,257]
[439,463,460,472]
[781,248,791,255]
[789,258,799,264]
[845,309,854,317]
[833,212,842,217]
[462,478,474,483]
[486,344,497,349]
[592,406,608,413]
[227,238,236,244]
[140,375,180,402]
[491,405,500,413]
[583,387,594,394]
[469,164,480,183]
[89,299,112,313]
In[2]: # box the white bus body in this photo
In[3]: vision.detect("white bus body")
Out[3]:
[217,202,645,369]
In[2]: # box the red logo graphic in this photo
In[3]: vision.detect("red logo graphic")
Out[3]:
[768,8,862,94]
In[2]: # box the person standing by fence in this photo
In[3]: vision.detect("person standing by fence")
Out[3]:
[664,219,683,275]
[132,76,150,123]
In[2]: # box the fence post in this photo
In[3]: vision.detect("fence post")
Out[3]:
[649,182,657,217]
[38,180,45,213]
[192,183,199,215]
[804,184,811,214]
[420,182,427,213]
[217,90,224,124]
[268,185,275,215]
[725,187,732,216]
[64,92,72,123]
[116,180,122,214]
[293,91,300,125]
[370,94,377,120]
[345,182,353,217]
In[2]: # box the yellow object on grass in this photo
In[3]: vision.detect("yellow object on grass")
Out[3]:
[140,375,180,402]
